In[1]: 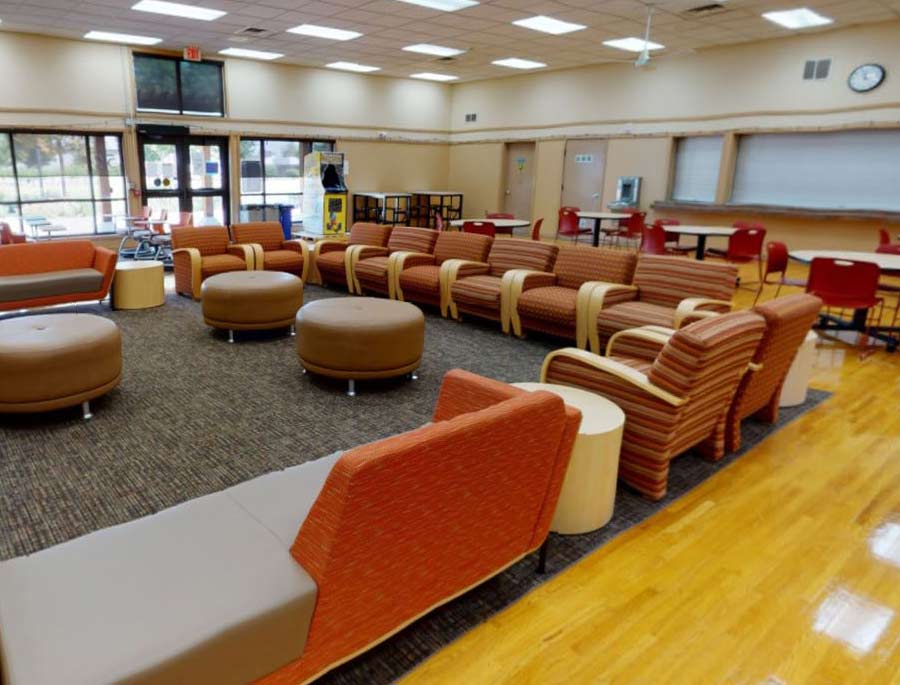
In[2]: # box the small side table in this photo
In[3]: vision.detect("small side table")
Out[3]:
[514,382,625,534]
[779,330,818,407]
[112,260,165,310]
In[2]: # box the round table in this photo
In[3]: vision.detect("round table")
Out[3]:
[112,260,165,310]
[449,218,530,235]
[779,330,818,407]
[514,382,625,534]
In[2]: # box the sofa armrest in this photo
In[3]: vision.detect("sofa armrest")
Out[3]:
[387,251,434,300]
[172,247,202,300]
[233,242,263,270]
[439,259,490,318]
[227,244,255,270]
[540,348,685,407]
[283,239,311,282]
[432,369,527,422]
[606,326,674,360]
[308,239,345,285]
[91,246,117,297]
[673,297,732,328]
[580,282,639,353]
[501,269,557,336]
[342,244,371,294]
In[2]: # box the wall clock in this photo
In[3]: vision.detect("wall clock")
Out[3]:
[848,64,886,93]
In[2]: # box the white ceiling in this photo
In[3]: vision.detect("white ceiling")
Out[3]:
[0,0,897,81]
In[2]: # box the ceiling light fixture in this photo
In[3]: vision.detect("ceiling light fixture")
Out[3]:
[132,0,225,21]
[602,37,664,52]
[512,15,586,35]
[492,57,546,70]
[395,0,478,11]
[402,43,465,57]
[762,7,833,29]
[219,47,283,60]
[84,30,162,45]
[410,72,458,81]
[326,61,381,72]
[287,24,362,41]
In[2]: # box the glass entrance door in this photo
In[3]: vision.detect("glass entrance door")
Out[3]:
[138,134,229,226]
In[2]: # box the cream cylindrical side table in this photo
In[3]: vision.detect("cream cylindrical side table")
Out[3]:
[779,330,818,407]
[514,382,625,535]
[112,260,165,310]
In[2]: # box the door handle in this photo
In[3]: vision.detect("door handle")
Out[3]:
[505,189,511,195]
[592,193,600,198]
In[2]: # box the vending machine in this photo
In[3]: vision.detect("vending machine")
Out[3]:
[302,151,348,236]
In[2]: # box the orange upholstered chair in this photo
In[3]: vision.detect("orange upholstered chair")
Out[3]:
[447,238,559,327]
[510,245,637,343]
[0,222,27,245]
[231,221,309,280]
[588,254,738,353]
[311,223,392,290]
[352,227,439,297]
[171,226,253,300]
[542,310,766,500]
[395,231,493,309]
[724,293,822,452]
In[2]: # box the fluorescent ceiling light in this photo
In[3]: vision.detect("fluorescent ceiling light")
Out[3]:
[132,0,225,21]
[410,72,458,81]
[762,7,833,29]
[395,0,478,11]
[327,61,380,72]
[219,47,283,60]
[84,30,162,45]
[602,37,664,52]
[492,57,546,70]
[512,15,586,35]
[287,24,361,41]
[402,43,465,57]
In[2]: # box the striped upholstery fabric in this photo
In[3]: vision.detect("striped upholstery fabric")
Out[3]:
[231,222,284,252]
[451,275,503,315]
[265,370,579,685]
[355,228,438,294]
[400,233,493,307]
[262,250,303,274]
[317,223,392,287]
[348,222,392,248]
[607,330,671,363]
[554,246,637,290]
[725,293,822,452]
[518,286,578,333]
[171,226,246,297]
[171,226,229,256]
[200,253,245,278]
[432,232,492,265]
[354,256,391,294]
[545,310,766,500]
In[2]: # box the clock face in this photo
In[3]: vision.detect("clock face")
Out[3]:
[848,64,885,93]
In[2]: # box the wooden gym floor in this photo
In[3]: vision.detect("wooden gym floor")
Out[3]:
[402,260,900,685]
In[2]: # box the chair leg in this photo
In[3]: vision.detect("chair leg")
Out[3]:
[81,401,93,421]
[536,538,548,574]
[347,379,356,397]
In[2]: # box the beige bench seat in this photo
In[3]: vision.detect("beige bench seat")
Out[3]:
[0,268,104,303]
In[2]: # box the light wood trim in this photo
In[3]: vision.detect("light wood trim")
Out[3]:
[228,243,256,270]
[387,251,434,301]
[344,244,368,294]
[172,247,202,299]
[540,348,685,407]
[715,132,738,204]
[309,239,346,285]
[439,259,490,318]
[673,297,732,328]
[605,327,673,357]
[585,283,639,353]
[501,269,553,336]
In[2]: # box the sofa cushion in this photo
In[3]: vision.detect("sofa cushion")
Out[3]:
[0,268,103,303]
[399,264,440,294]
[517,286,577,326]
[355,256,390,281]
[0,240,96,275]
[451,274,503,307]
[201,254,246,278]
[315,249,346,277]
[597,301,676,340]
[263,249,303,272]
[554,245,637,290]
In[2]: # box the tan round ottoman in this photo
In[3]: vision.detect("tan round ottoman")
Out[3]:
[0,314,121,420]
[201,271,303,343]
[295,297,424,396]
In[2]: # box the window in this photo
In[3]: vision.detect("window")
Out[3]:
[0,131,127,236]
[731,130,900,211]
[134,53,224,117]
[239,138,334,222]
[671,135,723,203]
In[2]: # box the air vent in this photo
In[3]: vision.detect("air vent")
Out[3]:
[803,58,831,80]
[464,113,477,123]
[237,26,269,36]
[437,56,456,62]
[686,3,728,14]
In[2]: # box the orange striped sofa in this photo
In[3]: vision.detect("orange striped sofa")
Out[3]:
[396,231,493,309]
[542,310,766,500]
[724,293,823,452]
[172,226,254,300]
[510,245,637,343]
[231,221,309,280]
[587,254,738,354]
[311,223,391,290]
[352,226,439,297]
[0,240,116,311]
[0,370,580,685]
[447,239,559,327]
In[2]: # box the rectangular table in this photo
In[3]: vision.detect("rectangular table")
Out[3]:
[666,225,737,260]
[575,211,632,248]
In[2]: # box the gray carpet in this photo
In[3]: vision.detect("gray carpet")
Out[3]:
[0,286,829,683]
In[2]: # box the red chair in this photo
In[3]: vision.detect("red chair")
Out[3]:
[0,222,27,245]
[556,208,590,243]
[640,221,674,255]
[806,257,883,355]
[752,241,807,305]
[530,218,543,241]
[462,221,496,238]
[617,211,646,247]
[433,209,445,231]
[656,217,693,253]
[876,228,900,255]
[707,225,767,287]
[486,212,514,219]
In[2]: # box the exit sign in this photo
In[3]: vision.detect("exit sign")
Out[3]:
[184,45,202,62]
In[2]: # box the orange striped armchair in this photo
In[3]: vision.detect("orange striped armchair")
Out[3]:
[395,231,493,309]
[447,239,559,327]
[724,293,822,452]
[311,223,392,290]
[510,245,637,343]
[230,221,309,280]
[171,226,253,300]
[542,310,766,500]
[352,227,439,297]
[587,254,739,354]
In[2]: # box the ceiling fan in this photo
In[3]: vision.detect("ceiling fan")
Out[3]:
[634,5,656,68]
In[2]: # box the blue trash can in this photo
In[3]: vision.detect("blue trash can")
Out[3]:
[277,205,294,239]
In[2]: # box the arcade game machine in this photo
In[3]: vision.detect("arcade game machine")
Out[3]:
[302,151,348,237]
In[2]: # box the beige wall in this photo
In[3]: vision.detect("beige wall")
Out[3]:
[336,141,449,192]
[531,140,566,236]
[600,137,674,215]
[448,143,504,219]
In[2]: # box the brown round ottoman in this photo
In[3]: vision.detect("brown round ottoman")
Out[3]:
[201,271,303,343]
[296,297,424,396]
[0,314,121,420]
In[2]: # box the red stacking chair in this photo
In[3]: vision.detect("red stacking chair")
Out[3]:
[640,221,674,255]
[876,228,900,255]
[806,257,883,356]
[753,241,807,305]
[707,224,767,287]
[610,210,645,248]
[556,207,590,243]
[462,221,496,238]
[656,217,692,253]
[0,222,27,245]
[530,218,544,241]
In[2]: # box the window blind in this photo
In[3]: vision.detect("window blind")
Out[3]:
[671,135,723,203]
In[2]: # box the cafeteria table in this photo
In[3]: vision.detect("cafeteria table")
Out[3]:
[449,218,530,235]
[575,211,632,247]
[666,225,737,260]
